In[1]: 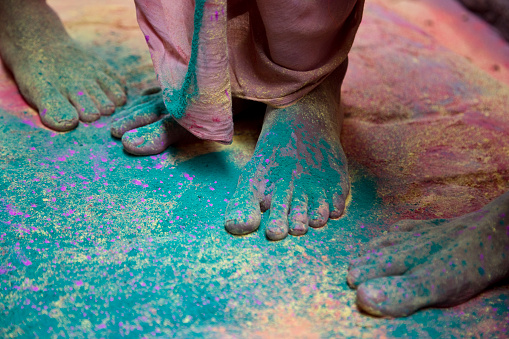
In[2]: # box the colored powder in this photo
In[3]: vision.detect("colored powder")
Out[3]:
[162,0,206,120]
[0,0,508,337]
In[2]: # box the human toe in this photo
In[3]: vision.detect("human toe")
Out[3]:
[266,219,289,241]
[308,197,329,228]
[288,192,308,236]
[97,72,127,106]
[225,181,261,235]
[67,88,101,122]
[347,256,409,288]
[329,191,347,219]
[121,117,176,155]
[356,274,435,317]
[86,82,115,115]
[38,87,79,131]
[111,98,166,138]
[265,183,293,240]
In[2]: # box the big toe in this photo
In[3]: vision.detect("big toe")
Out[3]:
[356,275,432,318]
[39,90,79,131]
[121,116,183,156]
[225,183,261,235]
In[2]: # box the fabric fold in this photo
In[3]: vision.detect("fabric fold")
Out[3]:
[135,0,233,144]
[135,0,364,143]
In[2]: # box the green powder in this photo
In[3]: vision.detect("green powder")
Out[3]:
[162,0,206,120]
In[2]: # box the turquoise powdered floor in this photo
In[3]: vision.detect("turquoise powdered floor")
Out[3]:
[2,109,507,338]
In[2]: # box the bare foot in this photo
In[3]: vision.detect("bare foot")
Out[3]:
[224,74,350,241]
[0,0,126,131]
[110,87,193,155]
[348,191,509,317]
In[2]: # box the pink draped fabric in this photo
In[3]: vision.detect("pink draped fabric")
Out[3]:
[134,0,364,144]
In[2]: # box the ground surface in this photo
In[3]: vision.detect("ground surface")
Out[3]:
[1,0,508,337]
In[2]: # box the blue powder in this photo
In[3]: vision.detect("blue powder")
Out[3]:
[162,0,206,120]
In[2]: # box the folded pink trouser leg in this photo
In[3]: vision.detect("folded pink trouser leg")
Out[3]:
[134,0,364,143]
[228,0,364,107]
[255,0,358,72]
[135,0,233,144]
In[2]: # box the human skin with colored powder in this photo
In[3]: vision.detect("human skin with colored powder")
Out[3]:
[348,191,509,317]
[0,0,127,132]
[2,0,508,319]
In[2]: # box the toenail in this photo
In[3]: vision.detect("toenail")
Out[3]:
[268,228,284,236]
[350,268,361,280]
[364,287,387,304]
[330,211,343,219]
[290,222,307,235]
[130,137,145,146]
